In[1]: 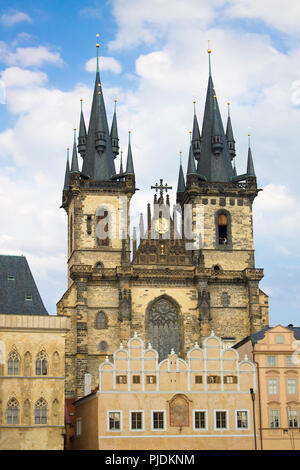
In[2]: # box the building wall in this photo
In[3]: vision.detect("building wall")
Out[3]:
[0,314,70,450]
[72,333,259,450]
[236,325,300,450]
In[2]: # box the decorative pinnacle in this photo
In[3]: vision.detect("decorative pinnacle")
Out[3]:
[96,34,100,72]
[227,101,231,116]
[179,150,182,165]
[208,40,212,76]
[193,100,196,115]
[207,40,211,54]
[189,130,192,142]
[248,133,251,147]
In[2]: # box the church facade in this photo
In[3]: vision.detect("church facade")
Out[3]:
[57,42,269,401]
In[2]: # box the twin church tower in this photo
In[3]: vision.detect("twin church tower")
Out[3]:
[57,39,269,400]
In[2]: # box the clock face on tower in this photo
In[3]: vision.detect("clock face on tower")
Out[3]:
[155,217,169,234]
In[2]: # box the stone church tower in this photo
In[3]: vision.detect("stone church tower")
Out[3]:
[57,43,269,400]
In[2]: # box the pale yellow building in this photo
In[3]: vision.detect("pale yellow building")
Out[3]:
[0,255,70,450]
[72,332,258,450]
[234,324,300,450]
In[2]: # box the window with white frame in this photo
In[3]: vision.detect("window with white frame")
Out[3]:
[236,410,249,429]
[268,378,278,395]
[288,409,298,428]
[215,411,228,429]
[130,411,143,431]
[76,417,82,436]
[152,411,165,430]
[269,409,280,428]
[194,410,207,430]
[266,355,277,367]
[108,411,121,431]
[287,378,297,395]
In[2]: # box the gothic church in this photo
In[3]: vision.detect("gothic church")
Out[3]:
[57,41,269,401]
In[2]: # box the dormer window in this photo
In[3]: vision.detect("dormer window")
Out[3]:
[7,275,15,281]
[25,295,32,302]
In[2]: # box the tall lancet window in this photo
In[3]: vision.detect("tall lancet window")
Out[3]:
[146,297,180,362]
[96,208,109,246]
[218,213,228,245]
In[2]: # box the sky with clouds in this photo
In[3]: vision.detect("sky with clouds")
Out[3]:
[0,0,299,326]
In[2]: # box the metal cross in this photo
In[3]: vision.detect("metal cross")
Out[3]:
[151,179,172,198]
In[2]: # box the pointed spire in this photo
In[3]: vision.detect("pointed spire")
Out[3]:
[71,128,79,172]
[119,150,124,174]
[125,131,134,175]
[208,40,212,77]
[110,98,119,158]
[226,101,236,160]
[139,213,145,240]
[81,34,116,181]
[78,98,87,158]
[63,147,70,190]
[187,141,197,176]
[197,49,234,182]
[232,158,237,177]
[177,151,185,193]
[246,134,256,177]
[192,100,201,160]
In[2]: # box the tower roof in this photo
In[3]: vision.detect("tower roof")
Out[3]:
[187,143,197,175]
[177,153,186,193]
[81,38,116,181]
[0,255,49,315]
[246,135,256,177]
[71,129,79,172]
[196,50,235,182]
[125,132,135,175]
[63,147,70,190]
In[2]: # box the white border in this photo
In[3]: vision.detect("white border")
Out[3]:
[193,409,208,431]
[235,409,250,431]
[107,410,123,432]
[129,410,145,432]
[214,409,229,430]
[151,410,167,431]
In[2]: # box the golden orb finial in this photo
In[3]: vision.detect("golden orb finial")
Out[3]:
[96,33,100,48]
[207,40,211,54]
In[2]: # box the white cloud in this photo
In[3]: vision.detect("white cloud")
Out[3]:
[0,10,32,27]
[85,56,122,74]
[1,67,47,88]
[0,42,63,68]
[225,0,300,36]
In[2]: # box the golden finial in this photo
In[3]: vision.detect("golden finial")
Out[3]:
[96,33,100,48]
[213,95,216,98]
[207,40,211,54]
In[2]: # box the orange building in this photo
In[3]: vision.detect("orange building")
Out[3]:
[234,324,300,450]
[72,332,258,450]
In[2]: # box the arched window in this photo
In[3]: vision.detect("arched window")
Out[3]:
[7,398,19,424]
[218,213,228,245]
[52,352,60,376]
[96,207,109,246]
[24,351,32,376]
[36,351,47,376]
[35,399,47,424]
[96,312,107,329]
[8,350,20,376]
[147,296,181,362]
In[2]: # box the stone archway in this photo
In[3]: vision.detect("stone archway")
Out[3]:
[146,296,181,362]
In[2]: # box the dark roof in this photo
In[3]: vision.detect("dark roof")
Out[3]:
[233,325,300,349]
[0,255,48,315]
[81,70,116,181]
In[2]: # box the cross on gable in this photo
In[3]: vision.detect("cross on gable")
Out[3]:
[151,179,172,198]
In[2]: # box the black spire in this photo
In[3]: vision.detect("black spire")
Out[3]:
[177,152,186,193]
[71,129,79,173]
[77,99,87,158]
[63,147,70,190]
[81,36,116,181]
[110,99,120,158]
[246,135,256,177]
[226,102,236,160]
[196,48,235,182]
[191,101,201,160]
[125,131,134,175]
[187,140,197,176]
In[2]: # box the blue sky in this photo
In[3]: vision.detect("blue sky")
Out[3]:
[0,0,300,326]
